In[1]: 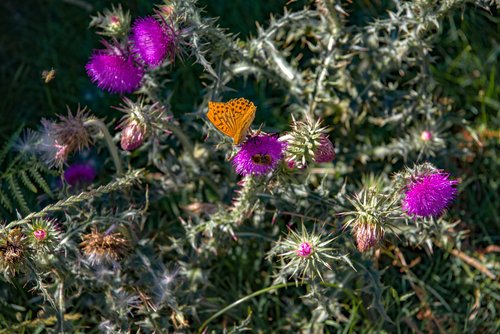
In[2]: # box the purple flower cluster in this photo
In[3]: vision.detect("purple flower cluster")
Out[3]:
[402,172,457,217]
[232,135,286,176]
[86,15,176,94]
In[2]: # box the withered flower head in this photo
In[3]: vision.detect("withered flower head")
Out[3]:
[40,106,93,166]
[80,228,129,266]
[0,228,28,275]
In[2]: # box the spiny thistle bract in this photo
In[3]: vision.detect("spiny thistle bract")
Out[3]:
[115,97,169,150]
[26,218,61,253]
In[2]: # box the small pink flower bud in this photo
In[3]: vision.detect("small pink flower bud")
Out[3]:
[296,242,312,257]
[314,135,336,163]
[354,223,381,252]
[34,229,47,241]
[420,130,432,142]
[120,121,146,151]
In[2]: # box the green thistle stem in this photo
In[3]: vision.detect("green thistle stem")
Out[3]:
[84,118,123,175]
[6,170,143,229]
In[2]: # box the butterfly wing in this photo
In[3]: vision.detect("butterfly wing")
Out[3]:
[207,101,237,139]
[228,98,256,144]
[207,98,256,144]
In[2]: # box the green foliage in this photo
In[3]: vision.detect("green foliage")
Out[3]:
[0,128,53,216]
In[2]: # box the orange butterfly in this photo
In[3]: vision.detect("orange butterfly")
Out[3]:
[207,98,256,145]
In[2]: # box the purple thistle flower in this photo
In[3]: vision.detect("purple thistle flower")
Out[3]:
[296,242,312,257]
[314,135,336,163]
[86,49,144,94]
[402,172,458,217]
[130,16,175,67]
[232,134,286,176]
[64,163,97,186]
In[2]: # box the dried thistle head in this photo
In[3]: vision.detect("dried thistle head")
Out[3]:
[39,106,93,166]
[0,228,28,275]
[80,228,129,266]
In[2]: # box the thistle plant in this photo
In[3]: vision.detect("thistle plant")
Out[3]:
[0,0,498,333]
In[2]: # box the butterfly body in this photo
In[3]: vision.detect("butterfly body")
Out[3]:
[207,98,256,145]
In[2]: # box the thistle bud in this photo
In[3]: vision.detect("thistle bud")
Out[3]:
[120,121,146,151]
[314,135,336,163]
[27,218,61,252]
[115,97,168,151]
[89,4,131,38]
[296,242,312,257]
[284,116,333,168]
[269,224,352,283]
[353,222,383,252]
[33,229,47,241]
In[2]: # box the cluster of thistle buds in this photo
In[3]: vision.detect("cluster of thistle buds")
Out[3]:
[86,6,179,94]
